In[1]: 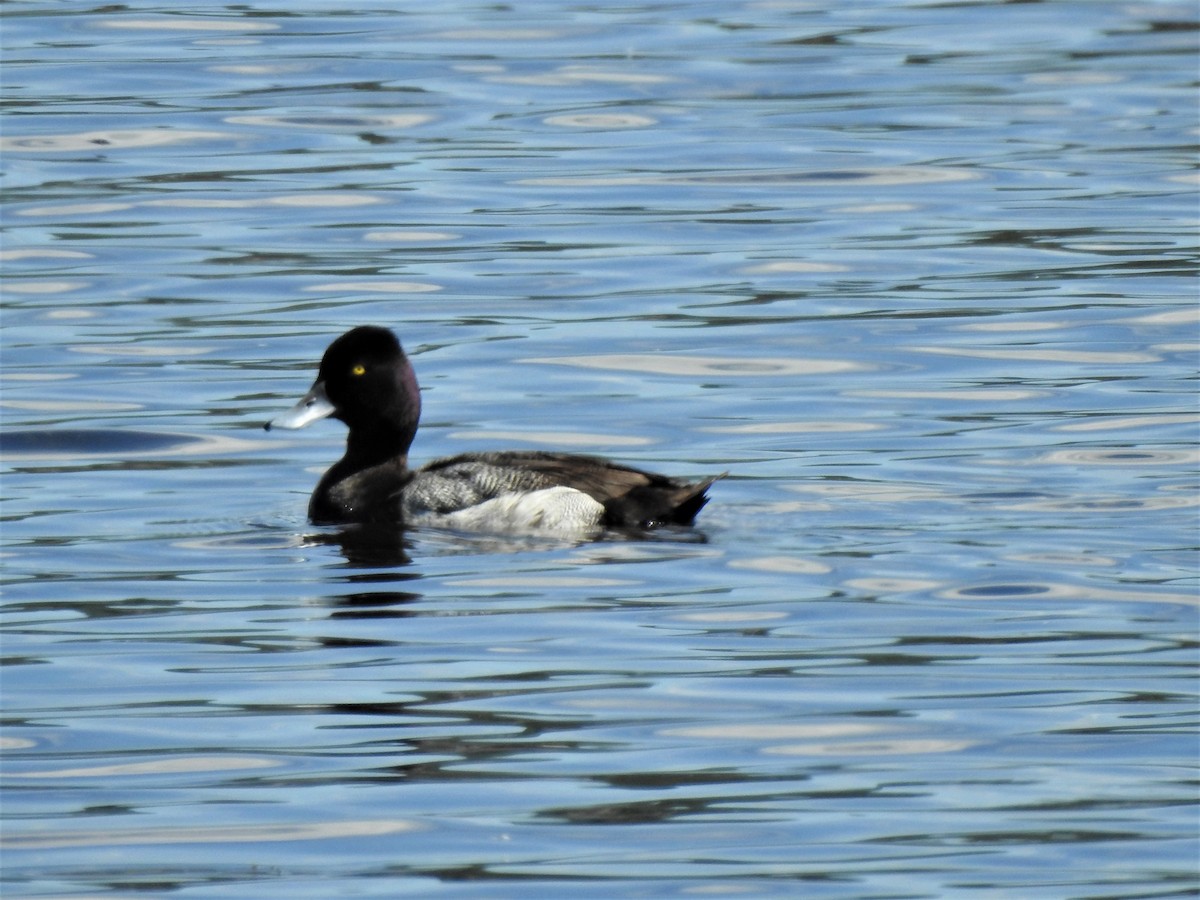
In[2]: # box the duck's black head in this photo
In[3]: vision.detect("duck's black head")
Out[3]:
[318,326,420,429]
[268,326,422,459]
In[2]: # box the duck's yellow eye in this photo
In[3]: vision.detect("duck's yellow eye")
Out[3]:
[351,364,366,376]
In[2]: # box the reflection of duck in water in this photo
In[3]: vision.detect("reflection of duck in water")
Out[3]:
[267,327,721,536]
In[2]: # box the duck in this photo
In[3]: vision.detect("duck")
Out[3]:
[265,326,721,535]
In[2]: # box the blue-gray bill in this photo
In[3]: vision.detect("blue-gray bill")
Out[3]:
[264,381,335,431]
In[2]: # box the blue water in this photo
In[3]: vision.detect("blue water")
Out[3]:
[2,2,1197,897]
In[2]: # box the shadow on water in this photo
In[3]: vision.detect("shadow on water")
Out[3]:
[305,525,415,569]
[306,518,716,569]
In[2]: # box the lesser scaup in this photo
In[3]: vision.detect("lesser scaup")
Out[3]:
[266,326,721,534]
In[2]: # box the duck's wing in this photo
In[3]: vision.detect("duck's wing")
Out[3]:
[417,451,722,527]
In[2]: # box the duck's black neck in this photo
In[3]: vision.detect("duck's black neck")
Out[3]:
[342,420,416,471]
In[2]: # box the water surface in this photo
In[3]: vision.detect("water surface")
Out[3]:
[2,2,1197,897]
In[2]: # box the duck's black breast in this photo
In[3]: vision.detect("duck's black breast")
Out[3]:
[309,455,412,524]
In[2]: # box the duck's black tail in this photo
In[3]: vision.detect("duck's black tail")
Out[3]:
[605,474,725,529]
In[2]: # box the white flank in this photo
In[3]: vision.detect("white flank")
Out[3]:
[425,487,604,535]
